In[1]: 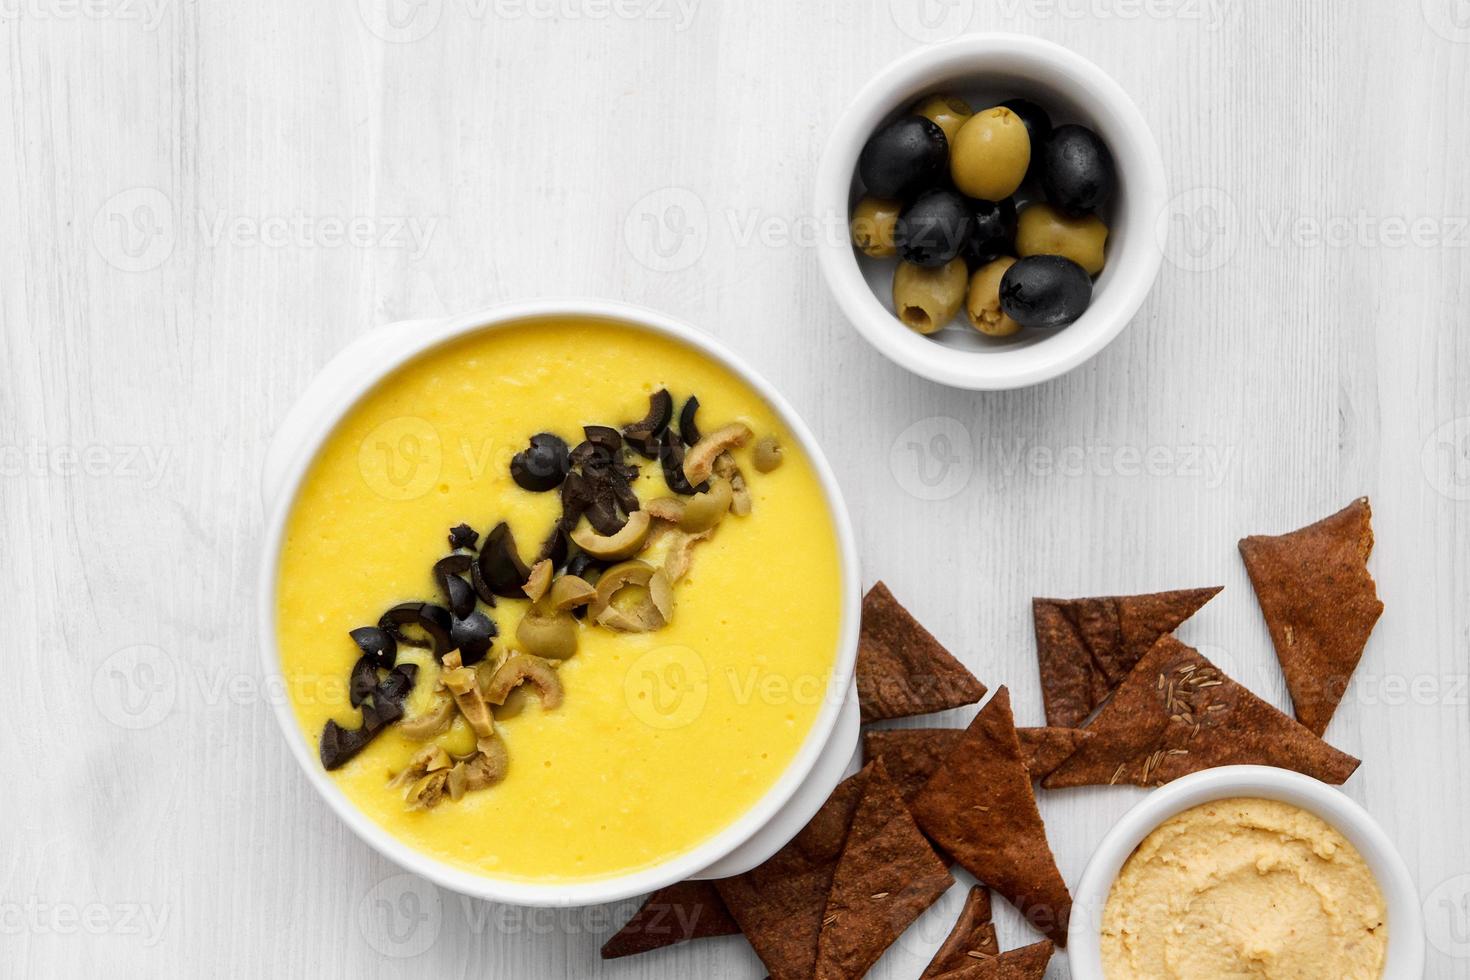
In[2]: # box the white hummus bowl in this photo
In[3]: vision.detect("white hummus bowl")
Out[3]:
[815,34,1167,390]
[1069,765,1423,979]
[257,299,861,907]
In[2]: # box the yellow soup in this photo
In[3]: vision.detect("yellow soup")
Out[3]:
[276,318,844,881]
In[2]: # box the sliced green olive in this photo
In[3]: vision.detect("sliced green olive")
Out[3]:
[570,509,651,561]
[664,530,711,582]
[441,665,496,739]
[644,496,686,524]
[683,423,752,486]
[406,770,450,809]
[591,560,674,632]
[484,653,564,709]
[388,745,452,790]
[714,452,752,516]
[523,558,553,603]
[398,694,456,740]
[549,574,596,610]
[492,685,531,720]
[752,436,783,473]
[679,478,732,533]
[465,735,509,789]
[516,602,578,660]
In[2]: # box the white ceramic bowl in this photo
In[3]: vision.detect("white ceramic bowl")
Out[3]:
[815,34,1167,390]
[1070,766,1423,979]
[257,299,862,907]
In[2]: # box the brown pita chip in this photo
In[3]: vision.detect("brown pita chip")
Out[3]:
[1034,586,1222,727]
[601,880,739,958]
[815,761,954,980]
[929,940,1054,980]
[1239,497,1383,735]
[863,726,1095,800]
[910,688,1073,946]
[1043,634,1362,789]
[920,886,999,979]
[714,769,868,980]
[1019,726,1096,780]
[858,582,986,722]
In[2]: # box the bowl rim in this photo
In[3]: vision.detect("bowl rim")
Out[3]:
[1068,765,1424,978]
[256,297,862,906]
[814,32,1167,390]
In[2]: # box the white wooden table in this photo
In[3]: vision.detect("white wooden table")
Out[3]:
[4,2,1469,976]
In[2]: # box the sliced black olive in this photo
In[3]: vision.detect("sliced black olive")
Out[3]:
[349,656,379,707]
[448,523,479,551]
[476,522,531,599]
[359,696,402,731]
[377,663,418,705]
[432,554,477,619]
[678,396,701,446]
[378,602,453,658]
[576,425,624,461]
[537,520,571,568]
[319,719,374,770]
[622,389,673,459]
[450,610,498,665]
[659,427,708,495]
[349,625,397,670]
[510,433,571,492]
[565,551,609,582]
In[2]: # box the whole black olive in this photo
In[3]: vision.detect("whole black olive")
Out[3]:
[1005,98,1052,146]
[963,197,1018,266]
[510,433,570,492]
[895,189,974,268]
[858,115,948,200]
[1040,124,1115,216]
[999,255,1093,328]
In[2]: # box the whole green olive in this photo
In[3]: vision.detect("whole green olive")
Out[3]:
[913,93,973,143]
[850,197,901,258]
[1015,203,1108,275]
[949,106,1030,201]
[893,257,967,334]
[965,257,1022,337]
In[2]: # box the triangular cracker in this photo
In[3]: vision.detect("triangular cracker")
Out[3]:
[601,880,739,958]
[714,769,868,980]
[858,582,986,722]
[929,940,1054,979]
[1239,497,1383,734]
[1043,634,1361,788]
[920,886,999,979]
[814,761,954,979]
[909,688,1073,946]
[1034,586,1222,727]
[863,726,1095,801]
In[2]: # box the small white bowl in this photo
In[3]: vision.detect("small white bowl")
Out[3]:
[815,34,1167,390]
[257,299,862,907]
[1069,766,1423,979]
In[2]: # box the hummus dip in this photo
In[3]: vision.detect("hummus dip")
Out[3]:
[1101,797,1386,979]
